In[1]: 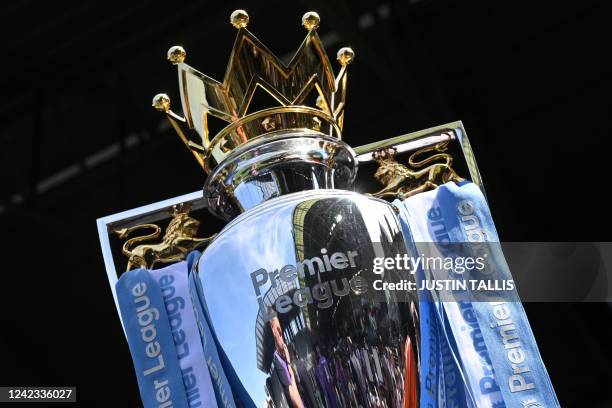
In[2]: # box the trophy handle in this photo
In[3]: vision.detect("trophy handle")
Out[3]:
[113,203,216,271]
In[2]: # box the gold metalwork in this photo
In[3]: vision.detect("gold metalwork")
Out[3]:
[261,117,276,131]
[114,204,215,271]
[153,9,354,172]
[336,47,355,66]
[151,94,206,168]
[167,46,186,64]
[230,9,249,29]
[152,93,171,112]
[372,138,464,199]
[205,106,342,171]
[315,95,325,109]
[301,12,320,31]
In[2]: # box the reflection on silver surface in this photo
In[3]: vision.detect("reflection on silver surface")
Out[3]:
[204,131,357,221]
[197,190,419,407]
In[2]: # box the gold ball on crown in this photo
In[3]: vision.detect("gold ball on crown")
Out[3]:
[302,11,320,31]
[230,10,249,29]
[337,47,355,66]
[152,93,171,112]
[167,46,186,64]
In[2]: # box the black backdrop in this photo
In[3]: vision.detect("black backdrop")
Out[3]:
[1,0,610,406]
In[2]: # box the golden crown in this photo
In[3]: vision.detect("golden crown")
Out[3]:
[152,10,355,173]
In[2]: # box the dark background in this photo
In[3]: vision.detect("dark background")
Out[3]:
[1,0,610,406]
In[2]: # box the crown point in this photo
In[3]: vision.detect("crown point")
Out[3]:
[167,46,186,64]
[152,93,171,112]
[337,47,355,66]
[302,11,320,31]
[230,10,249,29]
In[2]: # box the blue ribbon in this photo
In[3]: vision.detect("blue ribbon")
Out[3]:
[185,252,237,408]
[396,181,559,407]
[186,251,256,408]
[117,268,190,408]
[435,182,560,408]
[149,260,218,408]
[397,202,470,408]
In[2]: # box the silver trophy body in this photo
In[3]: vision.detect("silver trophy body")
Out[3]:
[196,131,420,407]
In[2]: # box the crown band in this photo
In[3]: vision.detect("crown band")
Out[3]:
[203,106,342,172]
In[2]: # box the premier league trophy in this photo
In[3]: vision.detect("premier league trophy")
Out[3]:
[97,9,559,408]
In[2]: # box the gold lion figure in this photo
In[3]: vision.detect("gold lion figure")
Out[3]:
[114,205,215,271]
[372,138,464,199]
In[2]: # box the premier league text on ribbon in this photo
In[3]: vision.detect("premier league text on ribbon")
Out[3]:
[489,301,537,394]
[158,273,204,408]
[130,281,176,408]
